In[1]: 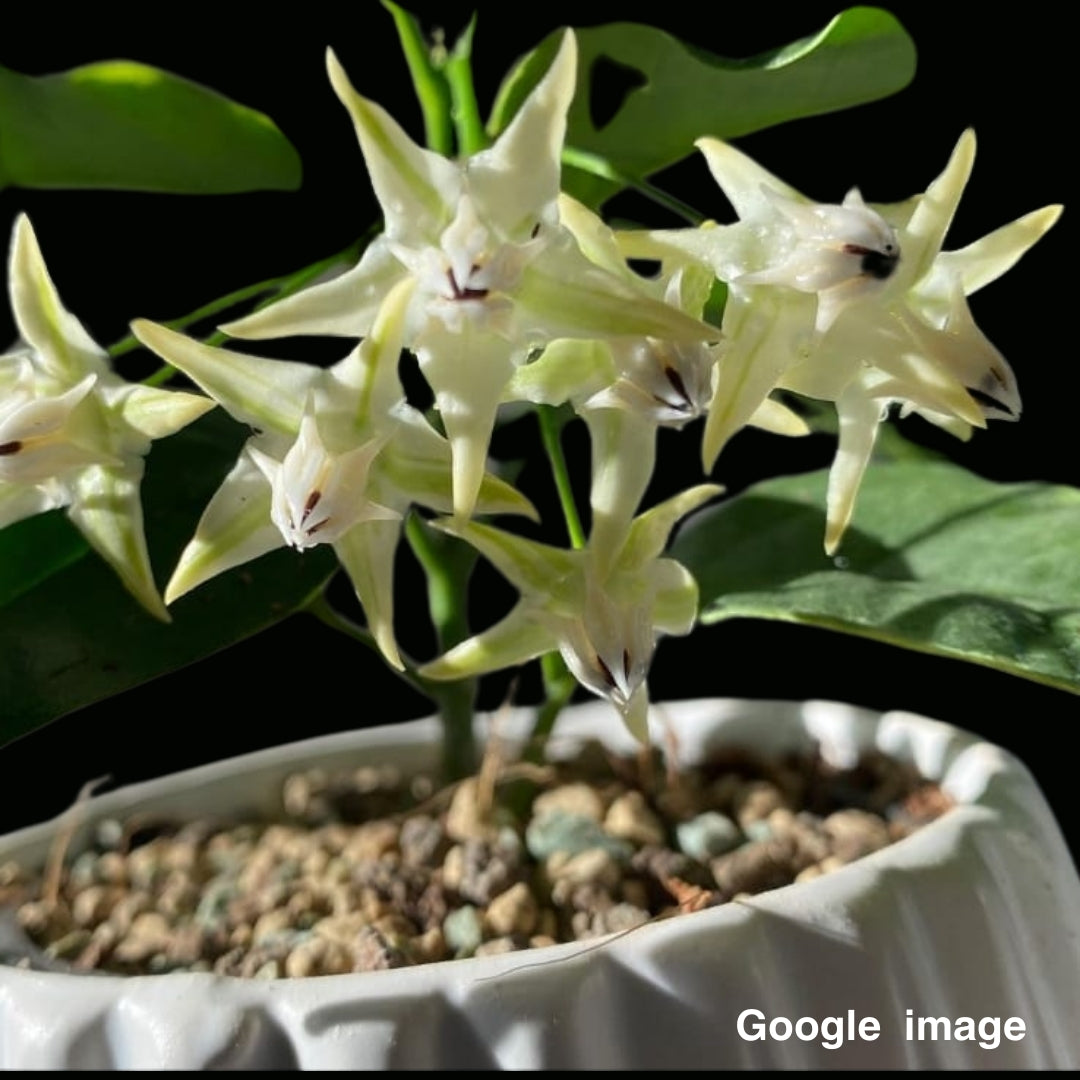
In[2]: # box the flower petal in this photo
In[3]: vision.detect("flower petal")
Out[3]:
[467,31,577,239]
[326,48,461,242]
[516,237,715,343]
[824,383,882,555]
[695,137,804,221]
[120,384,216,440]
[505,339,614,407]
[8,215,107,382]
[222,237,407,341]
[333,517,405,671]
[0,480,67,530]
[617,483,722,572]
[131,319,316,436]
[583,406,656,574]
[902,129,976,284]
[419,601,557,680]
[414,326,517,519]
[66,462,169,621]
[165,449,283,604]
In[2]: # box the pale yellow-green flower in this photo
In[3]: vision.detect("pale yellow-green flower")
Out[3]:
[132,280,533,669]
[620,131,1061,552]
[221,32,711,522]
[0,214,214,619]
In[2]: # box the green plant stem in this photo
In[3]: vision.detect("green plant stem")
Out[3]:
[561,146,705,226]
[537,405,585,550]
[114,236,368,387]
[405,514,479,780]
[382,0,454,156]
[446,15,488,156]
[305,589,463,707]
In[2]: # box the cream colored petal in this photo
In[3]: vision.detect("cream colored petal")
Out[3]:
[67,462,169,621]
[702,291,801,469]
[505,339,614,407]
[583,407,656,575]
[8,214,107,381]
[919,204,1063,323]
[434,517,577,597]
[165,450,283,604]
[326,49,461,242]
[222,238,407,341]
[131,320,316,436]
[0,481,67,530]
[419,601,557,680]
[333,517,404,671]
[382,408,537,520]
[618,483,723,572]
[558,194,637,283]
[748,396,811,437]
[824,385,882,556]
[516,237,715,344]
[415,327,516,519]
[650,557,701,637]
[903,129,976,283]
[120,385,215,440]
[695,137,805,220]
[468,32,577,239]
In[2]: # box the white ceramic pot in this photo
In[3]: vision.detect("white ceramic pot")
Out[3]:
[1,697,1078,1068]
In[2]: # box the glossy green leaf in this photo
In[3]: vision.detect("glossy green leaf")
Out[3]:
[0,513,88,609]
[0,411,335,746]
[0,59,300,192]
[672,463,1080,693]
[489,8,916,207]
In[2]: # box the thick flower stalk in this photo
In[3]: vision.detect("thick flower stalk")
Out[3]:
[221,31,711,521]
[419,485,720,741]
[0,215,214,619]
[132,279,534,669]
[620,131,1062,552]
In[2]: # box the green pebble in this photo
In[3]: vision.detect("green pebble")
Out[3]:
[525,811,633,863]
[676,812,743,860]
[443,905,483,957]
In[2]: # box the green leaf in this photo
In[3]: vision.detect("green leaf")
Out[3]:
[672,463,1080,694]
[0,513,88,609]
[489,8,916,207]
[0,411,335,747]
[0,59,301,193]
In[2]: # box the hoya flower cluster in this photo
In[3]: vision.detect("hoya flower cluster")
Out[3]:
[0,31,1059,741]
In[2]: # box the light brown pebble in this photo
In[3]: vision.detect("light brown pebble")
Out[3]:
[484,881,539,937]
[474,936,522,957]
[314,912,368,944]
[711,839,796,898]
[533,783,606,823]
[113,913,173,963]
[529,934,557,950]
[18,900,71,939]
[823,809,891,863]
[734,781,787,829]
[71,885,122,928]
[445,778,496,843]
[409,927,448,965]
[550,848,621,890]
[794,863,825,884]
[352,925,407,972]
[372,913,417,943]
[253,909,293,944]
[108,892,151,935]
[285,937,352,978]
[604,791,666,847]
[344,821,399,863]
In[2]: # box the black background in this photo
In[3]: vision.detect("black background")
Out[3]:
[0,3,1075,863]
